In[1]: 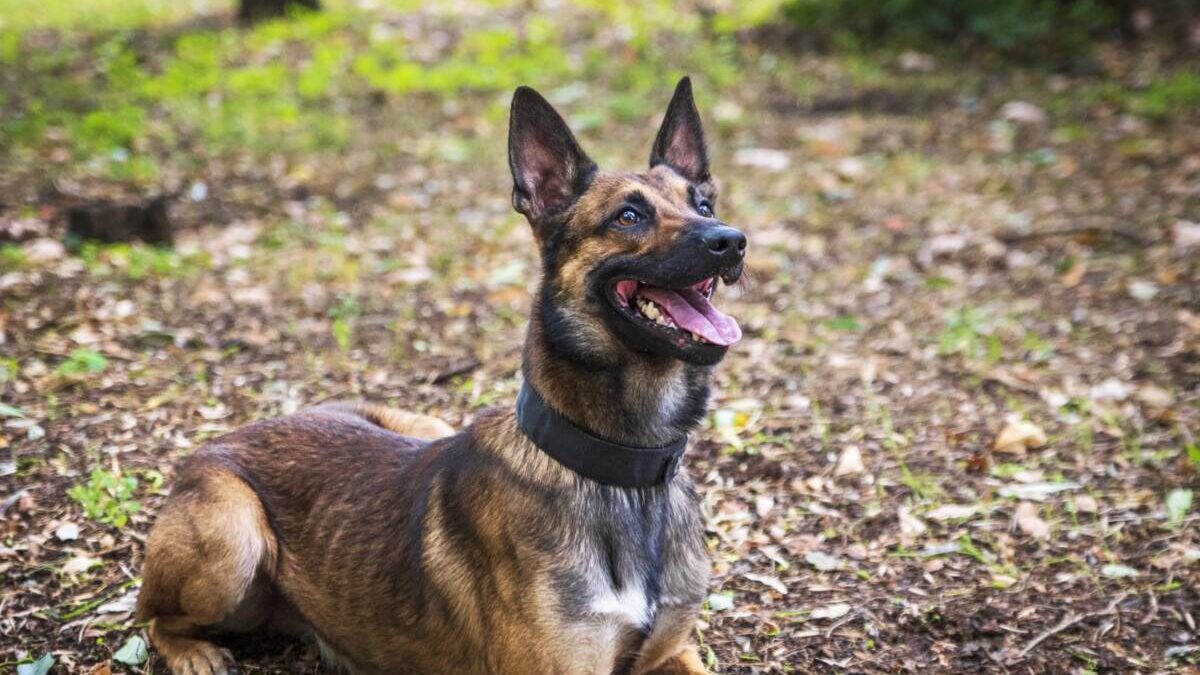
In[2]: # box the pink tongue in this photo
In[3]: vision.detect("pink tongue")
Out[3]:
[639,286,742,346]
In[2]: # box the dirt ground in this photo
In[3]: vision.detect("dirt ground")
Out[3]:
[1,2,1198,673]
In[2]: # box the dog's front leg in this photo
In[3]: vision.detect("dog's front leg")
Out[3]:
[643,646,710,675]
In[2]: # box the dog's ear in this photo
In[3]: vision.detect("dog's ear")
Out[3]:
[508,87,596,223]
[649,77,709,184]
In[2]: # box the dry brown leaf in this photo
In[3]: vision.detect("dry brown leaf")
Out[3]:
[744,572,788,595]
[898,506,927,546]
[994,415,1047,455]
[1014,502,1050,539]
[835,445,865,476]
[1073,495,1099,513]
[1059,258,1086,287]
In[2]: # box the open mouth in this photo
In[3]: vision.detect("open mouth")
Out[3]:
[610,277,742,347]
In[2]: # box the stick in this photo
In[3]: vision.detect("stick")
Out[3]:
[1015,593,1128,660]
[995,225,1150,246]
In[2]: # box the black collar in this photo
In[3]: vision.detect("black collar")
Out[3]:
[515,382,688,488]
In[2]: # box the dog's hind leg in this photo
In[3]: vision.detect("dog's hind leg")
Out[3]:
[641,646,709,675]
[313,401,455,440]
[137,467,277,675]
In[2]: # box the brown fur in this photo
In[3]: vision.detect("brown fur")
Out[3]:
[137,80,738,675]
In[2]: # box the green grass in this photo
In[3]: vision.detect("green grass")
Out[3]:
[0,0,232,30]
[329,293,360,351]
[76,242,212,280]
[938,307,1003,364]
[55,349,108,377]
[1,0,764,189]
[68,469,141,527]
[1083,71,1200,120]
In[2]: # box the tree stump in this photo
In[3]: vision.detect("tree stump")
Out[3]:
[67,196,173,245]
[238,0,320,23]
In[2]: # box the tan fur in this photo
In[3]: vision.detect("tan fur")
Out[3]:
[138,470,277,675]
[642,646,710,675]
[138,83,729,675]
[313,401,454,440]
[137,406,710,675]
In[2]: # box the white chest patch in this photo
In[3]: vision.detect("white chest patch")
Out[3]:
[589,581,654,628]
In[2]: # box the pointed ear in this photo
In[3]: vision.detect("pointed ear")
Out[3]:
[508,86,596,222]
[649,77,709,184]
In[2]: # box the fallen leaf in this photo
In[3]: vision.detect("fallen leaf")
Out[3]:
[1127,279,1158,301]
[705,592,734,612]
[1173,219,1200,251]
[754,495,775,518]
[990,573,1018,589]
[999,100,1046,125]
[22,238,66,264]
[1073,495,1099,513]
[994,415,1047,455]
[898,506,927,545]
[897,50,934,72]
[744,572,788,595]
[1014,502,1050,539]
[805,551,843,572]
[55,522,80,541]
[999,481,1081,502]
[1166,489,1193,526]
[1059,259,1086,287]
[1135,384,1175,410]
[95,588,139,616]
[811,602,851,620]
[921,542,962,557]
[1011,469,1046,484]
[835,445,865,476]
[1100,563,1139,579]
[925,504,978,521]
[1089,378,1129,402]
[62,554,100,575]
[0,402,26,418]
[16,655,54,675]
[733,148,790,172]
[113,634,149,666]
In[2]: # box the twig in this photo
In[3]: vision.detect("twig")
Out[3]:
[995,224,1150,246]
[429,359,481,385]
[825,609,858,638]
[1015,593,1128,661]
[1140,592,1158,625]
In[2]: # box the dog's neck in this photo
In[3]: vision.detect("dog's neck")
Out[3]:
[522,307,712,448]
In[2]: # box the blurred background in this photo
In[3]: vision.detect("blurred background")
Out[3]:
[1,1,1198,673]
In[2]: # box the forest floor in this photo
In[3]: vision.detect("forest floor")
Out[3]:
[1,1,1199,673]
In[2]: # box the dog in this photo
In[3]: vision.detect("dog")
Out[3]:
[136,77,747,675]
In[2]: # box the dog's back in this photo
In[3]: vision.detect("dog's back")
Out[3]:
[137,406,709,674]
[138,78,737,675]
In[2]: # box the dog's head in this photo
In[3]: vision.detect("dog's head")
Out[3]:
[509,78,745,368]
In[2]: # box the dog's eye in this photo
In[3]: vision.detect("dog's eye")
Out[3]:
[697,202,714,218]
[616,209,641,227]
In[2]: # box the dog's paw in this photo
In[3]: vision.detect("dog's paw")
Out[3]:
[163,641,235,675]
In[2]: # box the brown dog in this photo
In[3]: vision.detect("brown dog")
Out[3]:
[136,77,746,675]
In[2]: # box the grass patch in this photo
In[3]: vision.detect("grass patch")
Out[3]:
[68,468,142,527]
[55,349,108,377]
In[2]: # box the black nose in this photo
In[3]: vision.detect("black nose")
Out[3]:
[703,226,747,262]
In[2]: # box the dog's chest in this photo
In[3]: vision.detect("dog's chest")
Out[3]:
[549,486,708,672]
[587,575,655,626]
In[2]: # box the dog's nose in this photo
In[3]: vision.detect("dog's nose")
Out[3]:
[703,226,747,262]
